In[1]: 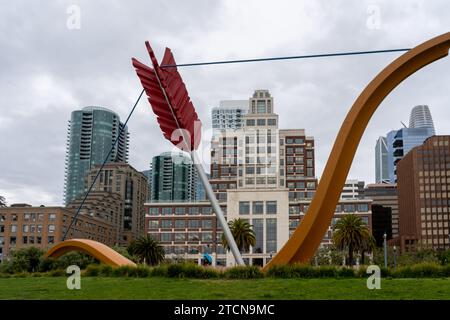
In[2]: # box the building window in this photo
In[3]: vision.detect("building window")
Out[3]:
[49,213,56,220]
[266,201,277,214]
[162,208,172,215]
[10,225,17,233]
[188,233,200,241]
[23,236,28,244]
[48,236,54,244]
[253,201,264,215]
[149,208,159,215]
[175,233,186,241]
[0,225,4,233]
[257,119,266,126]
[267,118,276,126]
[24,213,30,221]
[188,207,199,215]
[246,166,255,174]
[175,207,185,215]
[201,207,212,215]
[289,206,300,215]
[48,225,55,233]
[201,219,212,229]
[266,218,277,253]
[161,233,172,242]
[202,232,213,242]
[239,202,250,215]
[148,220,159,229]
[10,236,17,245]
[343,204,355,213]
[188,219,200,229]
[175,220,186,228]
[257,100,266,113]
[289,219,300,228]
[161,219,172,229]
[357,204,369,212]
[246,119,255,126]
[22,225,29,233]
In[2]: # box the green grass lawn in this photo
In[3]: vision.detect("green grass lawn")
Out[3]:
[0,277,449,299]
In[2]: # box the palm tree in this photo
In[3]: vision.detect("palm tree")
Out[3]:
[360,234,376,265]
[332,214,372,266]
[127,235,165,266]
[222,218,256,253]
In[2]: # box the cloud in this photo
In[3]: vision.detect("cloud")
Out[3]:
[0,0,449,205]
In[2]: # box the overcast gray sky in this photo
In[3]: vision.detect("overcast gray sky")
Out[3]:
[0,0,449,206]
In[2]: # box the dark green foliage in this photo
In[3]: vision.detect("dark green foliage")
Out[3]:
[336,267,355,278]
[167,263,219,279]
[222,218,256,253]
[438,249,450,265]
[332,214,373,265]
[150,264,168,277]
[1,247,44,273]
[127,235,165,266]
[223,265,263,279]
[84,264,101,276]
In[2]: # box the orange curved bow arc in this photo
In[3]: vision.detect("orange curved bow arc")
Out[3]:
[264,32,450,270]
[45,239,136,267]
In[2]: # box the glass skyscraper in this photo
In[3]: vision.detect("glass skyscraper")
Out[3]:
[64,106,129,204]
[409,105,435,135]
[150,152,197,202]
[383,105,435,183]
[375,136,389,183]
[386,127,435,183]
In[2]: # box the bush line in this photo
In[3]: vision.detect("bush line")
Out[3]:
[1,262,450,279]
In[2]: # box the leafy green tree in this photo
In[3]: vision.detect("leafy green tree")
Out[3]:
[127,235,165,266]
[360,234,376,265]
[8,247,44,272]
[222,218,256,253]
[332,214,372,265]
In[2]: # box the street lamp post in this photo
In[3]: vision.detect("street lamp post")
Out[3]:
[393,245,397,270]
[383,232,387,268]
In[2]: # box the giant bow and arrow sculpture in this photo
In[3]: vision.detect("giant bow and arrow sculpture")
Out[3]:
[132,42,245,266]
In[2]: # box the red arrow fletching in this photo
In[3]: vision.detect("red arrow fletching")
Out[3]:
[132,41,201,151]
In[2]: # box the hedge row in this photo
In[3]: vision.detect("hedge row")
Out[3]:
[1,263,450,279]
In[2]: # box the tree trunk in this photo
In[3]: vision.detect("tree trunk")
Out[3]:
[361,250,365,265]
[348,244,354,266]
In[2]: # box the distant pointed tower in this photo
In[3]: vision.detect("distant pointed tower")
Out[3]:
[409,105,435,135]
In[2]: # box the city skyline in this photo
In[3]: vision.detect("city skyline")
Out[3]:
[1,1,450,206]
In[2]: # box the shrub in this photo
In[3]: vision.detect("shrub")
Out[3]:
[111,265,137,277]
[84,264,101,277]
[315,266,338,278]
[135,265,151,278]
[266,264,292,278]
[48,269,65,277]
[336,267,355,278]
[38,257,59,272]
[411,263,444,278]
[98,264,113,277]
[55,252,97,270]
[224,265,263,279]
[438,249,450,265]
[150,264,168,277]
